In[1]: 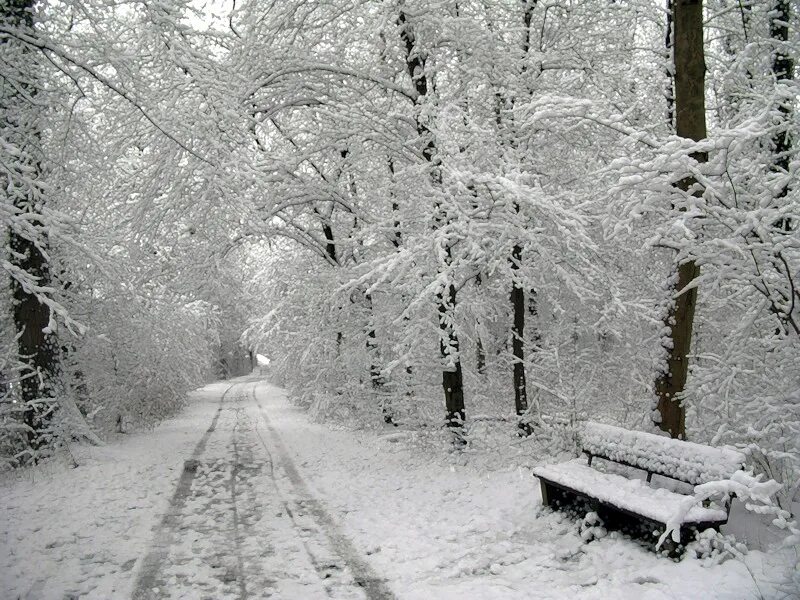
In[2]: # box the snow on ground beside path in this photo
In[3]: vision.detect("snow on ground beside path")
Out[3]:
[1,377,797,600]
[253,382,799,600]
[0,381,232,600]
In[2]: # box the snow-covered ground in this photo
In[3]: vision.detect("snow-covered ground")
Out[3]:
[1,376,797,599]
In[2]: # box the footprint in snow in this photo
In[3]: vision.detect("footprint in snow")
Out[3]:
[121,558,137,572]
[630,574,662,585]
[554,540,584,562]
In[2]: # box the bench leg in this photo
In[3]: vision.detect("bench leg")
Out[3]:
[540,479,551,507]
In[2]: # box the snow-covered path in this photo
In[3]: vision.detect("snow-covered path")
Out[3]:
[131,377,392,599]
[1,376,796,599]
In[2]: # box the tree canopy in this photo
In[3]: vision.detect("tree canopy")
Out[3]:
[1,0,797,512]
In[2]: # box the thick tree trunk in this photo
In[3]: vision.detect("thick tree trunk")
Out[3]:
[770,0,793,214]
[770,0,792,96]
[505,0,538,433]
[11,236,59,447]
[3,0,59,450]
[665,0,675,129]
[767,0,794,332]
[439,280,465,428]
[654,262,700,438]
[653,0,707,439]
[398,7,466,432]
[673,0,707,148]
[510,244,528,418]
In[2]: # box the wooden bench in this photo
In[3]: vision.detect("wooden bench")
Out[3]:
[532,422,746,549]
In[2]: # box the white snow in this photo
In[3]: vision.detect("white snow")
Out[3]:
[533,458,728,525]
[581,422,746,484]
[0,382,230,599]
[1,378,796,600]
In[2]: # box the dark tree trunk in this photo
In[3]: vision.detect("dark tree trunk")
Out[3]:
[316,209,343,354]
[654,0,708,439]
[365,292,394,423]
[770,0,792,97]
[339,150,391,418]
[439,280,465,428]
[475,334,486,376]
[672,0,707,155]
[398,7,465,432]
[665,0,675,129]
[11,235,58,447]
[387,157,414,385]
[321,222,337,265]
[475,275,486,376]
[366,299,380,389]
[770,0,793,221]
[3,0,59,450]
[388,158,403,251]
[504,0,538,434]
[769,1,794,334]
[510,245,528,418]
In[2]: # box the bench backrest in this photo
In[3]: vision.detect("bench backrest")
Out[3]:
[580,422,745,485]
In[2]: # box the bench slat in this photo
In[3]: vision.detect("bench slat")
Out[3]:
[533,459,728,526]
[582,422,745,485]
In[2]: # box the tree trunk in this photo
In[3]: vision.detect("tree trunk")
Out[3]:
[316,209,344,355]
[653,0,707,439]
[365,297,380,389]
[365,292,394,424]
[398,7,466,432]
[510,245,528,418]
[440,280,465,428]
[475,275,486,376]
[11,235,59,448]
[665,0,675,129]
[770,0,793,218]
[504,0,538,434]
[475,334,486,376]
[2,0,60,451]
[387,157,414,387]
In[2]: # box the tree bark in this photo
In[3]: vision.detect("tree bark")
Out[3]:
[510,244,528,418]
[398,6,465,431]
[365,292,395,424]
[474,275,486,376]
[2,0,60,450]
[504,0,538,433]
[653,0,707,439]
[665,0,675,129]
[770,0,793,215]
[440,281,465,428]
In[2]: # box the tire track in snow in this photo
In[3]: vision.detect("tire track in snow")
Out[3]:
[250,383,396,600]
[229,411,249,600]
[131,380,242,600]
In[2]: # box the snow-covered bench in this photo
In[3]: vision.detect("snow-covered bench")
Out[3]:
[532,422,746,547]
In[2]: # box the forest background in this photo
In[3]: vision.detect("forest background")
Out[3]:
[1,0,798,517]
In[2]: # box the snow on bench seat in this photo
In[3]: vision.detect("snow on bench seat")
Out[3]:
[581,422,745,485]
[533,458,728,526]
